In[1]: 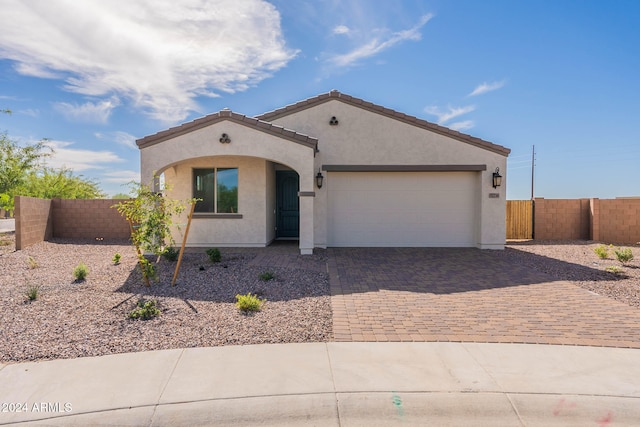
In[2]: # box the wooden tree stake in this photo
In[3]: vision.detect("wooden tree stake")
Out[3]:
[171,202,196,286]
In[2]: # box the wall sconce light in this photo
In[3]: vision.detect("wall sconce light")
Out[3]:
[316,169,324,188]
[492,167,503,188]
[219,133,231,144]
[329,116,339,126]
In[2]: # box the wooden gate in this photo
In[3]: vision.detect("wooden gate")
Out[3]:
[506,200,533,239]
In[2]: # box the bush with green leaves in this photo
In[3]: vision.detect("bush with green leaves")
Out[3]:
[259,271,275,281]
[113,182,193,257]
[112,253,121,265]
[605,265,624,275]
[128,299,160,320]
[162,246,179,262]
[206,248,221,263]
[138,256,158,283]
[73,262,89,281]
[235,293,265,312]
[614,247,634,264]
[593,244,610,259]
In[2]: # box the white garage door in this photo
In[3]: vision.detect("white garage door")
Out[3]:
[327,172,477,247]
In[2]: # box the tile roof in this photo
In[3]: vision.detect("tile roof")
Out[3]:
[136,109,318,151]
[256,90,510,157]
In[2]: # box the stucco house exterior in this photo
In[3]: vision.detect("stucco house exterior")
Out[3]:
[136,90,510,254]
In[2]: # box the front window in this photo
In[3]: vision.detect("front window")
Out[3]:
[193,168,238,213]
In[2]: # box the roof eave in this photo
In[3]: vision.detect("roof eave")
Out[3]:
[136,111,318,151]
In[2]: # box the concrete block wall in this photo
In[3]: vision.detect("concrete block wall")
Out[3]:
[533,197,640,244]
[597,198,640,244]
[15,196,53,250]
[52,198,131,239]
[533,198,591,240]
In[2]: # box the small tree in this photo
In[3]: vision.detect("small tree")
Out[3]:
[113,181,194,285]
[0,128,52,214]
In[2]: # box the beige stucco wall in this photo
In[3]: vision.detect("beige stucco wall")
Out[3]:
[269,100,508,249]
[141,121,315,190]
[140,99,508,251]
[163,156,269,247]
[140,120,316,251]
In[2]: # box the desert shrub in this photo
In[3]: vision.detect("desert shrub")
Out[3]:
[235,293,265,312]
[593,244,610,259]
[259,271,275,281]
[25,284,40,301]
[162,246,179,262]
[605,265,623,275]
[614,248,634,264]
[206,248,221,263]
[128,299,160,320]
[27,256,38,269]
[73,262,89,281]
[112,253,121,265]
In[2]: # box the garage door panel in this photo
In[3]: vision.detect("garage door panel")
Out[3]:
[328,172,477,247]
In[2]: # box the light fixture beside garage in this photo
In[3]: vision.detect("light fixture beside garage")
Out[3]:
[219,133,231,144]
[329,116,339,125]
[315,169,324,188]
[492,167,503,188]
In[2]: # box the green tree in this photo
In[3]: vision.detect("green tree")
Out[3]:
[113,181,196,285]
[1,109,50,195]
[0,134,50,194]
[1,109,104,214]
[1,109,49,213]
[16,167,105,200]
[112,193,132,199]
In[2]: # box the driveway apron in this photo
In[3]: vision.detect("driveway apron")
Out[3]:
[328,247,640,348]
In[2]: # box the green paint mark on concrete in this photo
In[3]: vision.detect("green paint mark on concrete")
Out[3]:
[391,392,404,418]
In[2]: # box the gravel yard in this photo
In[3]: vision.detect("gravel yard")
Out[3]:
[504,240,640,308]
[0,233,331,363]
[1,233,638,363]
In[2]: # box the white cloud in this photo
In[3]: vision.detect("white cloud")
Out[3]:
[102,170,140,184]
[95,131,138,150]
[328,14,433,67]
[43,140,124,171]
[19,108,40,118]
[0,0,296,123]
[333,25,351,35]
[468,80,505,97]
[14,62,62,79]
[53,99,118,123]
[424,105,475,125]
[448,120,475,131]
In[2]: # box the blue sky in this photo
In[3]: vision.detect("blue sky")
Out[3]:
[0,0,638,199]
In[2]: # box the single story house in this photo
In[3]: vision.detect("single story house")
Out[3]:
[136,90,510,254]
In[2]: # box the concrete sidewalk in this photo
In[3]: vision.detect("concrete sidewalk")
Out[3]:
[0,219,14,233]
[1,342,638,426]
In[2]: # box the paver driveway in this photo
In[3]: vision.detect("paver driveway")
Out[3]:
[328,247,640,348]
